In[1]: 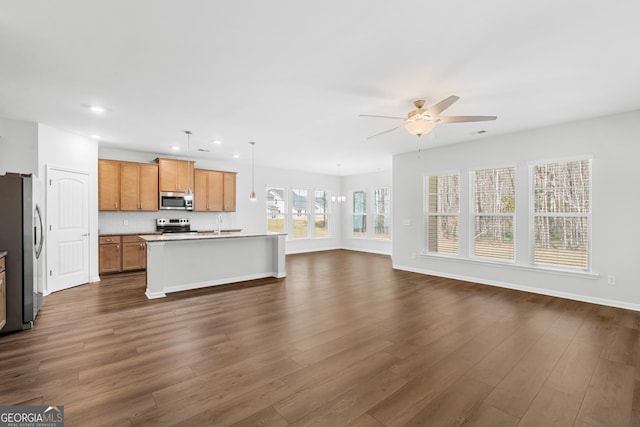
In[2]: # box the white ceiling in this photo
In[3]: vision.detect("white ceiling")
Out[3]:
[1,1,639,176]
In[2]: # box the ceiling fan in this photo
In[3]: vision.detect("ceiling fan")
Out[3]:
[361,95,497,139]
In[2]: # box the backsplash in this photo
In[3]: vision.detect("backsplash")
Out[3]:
[99,211,240,235]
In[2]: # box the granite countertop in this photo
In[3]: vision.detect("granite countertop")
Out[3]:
[140,231,286,242]
[0,250,7,258]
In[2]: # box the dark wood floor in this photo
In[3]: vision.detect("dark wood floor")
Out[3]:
[1,250,639,426]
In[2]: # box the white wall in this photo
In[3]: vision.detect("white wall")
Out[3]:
[392,109,640,310]
[38,124,99,284]
[341,170,392,255]
[98,147,343,254]
[0,117,38,175]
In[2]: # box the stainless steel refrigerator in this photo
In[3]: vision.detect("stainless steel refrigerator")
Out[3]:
[0,173,44,334]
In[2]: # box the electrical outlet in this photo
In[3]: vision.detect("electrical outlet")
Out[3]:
[123,219,129,226]
[607,275,616,285]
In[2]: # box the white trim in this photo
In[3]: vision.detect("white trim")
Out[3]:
[469,165,516,261]
[164,272,279,295]
[423,172,461,255]
[418,251,598,279]
[340,246,391,255]
[526,153,594,167]
[392,263,638,312]
[145,289,166,299]
[529,158,592,270]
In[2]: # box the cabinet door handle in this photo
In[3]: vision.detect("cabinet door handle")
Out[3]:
[115,202,118,209]
[116,245,120,250]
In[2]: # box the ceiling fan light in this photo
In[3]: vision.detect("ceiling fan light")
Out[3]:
[404,119,436,136]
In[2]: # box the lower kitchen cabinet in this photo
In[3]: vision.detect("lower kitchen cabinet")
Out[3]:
[99,236,121,274]
[122,236,146,271]
[100,235,147,275]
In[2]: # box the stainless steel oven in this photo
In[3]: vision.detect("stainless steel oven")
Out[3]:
[159,192,193,210]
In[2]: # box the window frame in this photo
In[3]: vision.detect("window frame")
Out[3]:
[373,187,391,240]
[470,166,516,262]
[266,185,287,235]
[313,189,331,239]
[290,188,311,239]
[423,171,460,256]
[528,157,592,271]
[352,189,367,239]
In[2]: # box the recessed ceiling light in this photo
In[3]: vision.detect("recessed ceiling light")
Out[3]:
[232,153,240,159]
[212,140,222,145]
[171,146,180,150]
[89,105,106,114]
[91,134,101,140]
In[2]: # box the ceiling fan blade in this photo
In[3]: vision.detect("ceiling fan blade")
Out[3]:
[366,123,406,139]
[426,95,459,115]
[438,115,497,123]
[360,114,406,120]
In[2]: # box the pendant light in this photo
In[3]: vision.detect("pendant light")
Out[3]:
[249,141,257,201]
[184,130,194,201]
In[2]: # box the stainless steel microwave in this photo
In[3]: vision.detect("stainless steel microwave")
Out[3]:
[159,192,193,210]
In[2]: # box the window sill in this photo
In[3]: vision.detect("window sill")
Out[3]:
[418,252,599,279]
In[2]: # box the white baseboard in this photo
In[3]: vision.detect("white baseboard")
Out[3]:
[286,246,342,255]
[393,263,640,312]
[339,246,392,256]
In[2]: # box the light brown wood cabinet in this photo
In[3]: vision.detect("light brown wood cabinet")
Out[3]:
[100,235,147,274]
[193,169,236,212]
[122,236,147,271]
[194,169,223,211]
[0,255,6,331]
[98,159,120,211]
[99,236,122,274]
[120,162,158,211]
[156,158,195,193]
[99,160,158,211]
[223,172,237,212]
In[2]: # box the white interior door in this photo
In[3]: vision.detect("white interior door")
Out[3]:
[47,168,90,292]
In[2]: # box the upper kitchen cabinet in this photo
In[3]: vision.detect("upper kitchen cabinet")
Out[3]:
[194,169,223,212]
[120,162,158,211]
[223,172,237,212]
[193,169,236,212]
[156,158,195,193]
[98,159,120,211]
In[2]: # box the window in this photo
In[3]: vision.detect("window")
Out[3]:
[472,167,515,260]
[532,159,591,269]
[352,190,366,238]
[291,188,309,238]
[314,190,329,237]
[266,186,285,233]
[425,173,459,254]
[374,188,390,239]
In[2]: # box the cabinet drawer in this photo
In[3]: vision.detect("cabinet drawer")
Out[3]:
[0,256,4,272]
[122,235,144,244]
[100,236,121,244]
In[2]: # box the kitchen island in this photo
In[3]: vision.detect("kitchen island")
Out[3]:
[140,232,286,299]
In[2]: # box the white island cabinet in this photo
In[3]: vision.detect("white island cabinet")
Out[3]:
[140,232,286,299]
